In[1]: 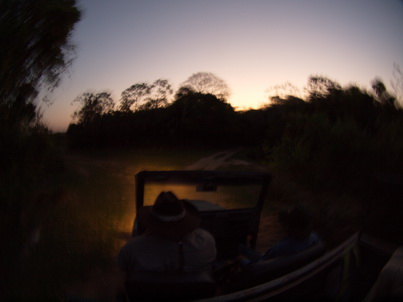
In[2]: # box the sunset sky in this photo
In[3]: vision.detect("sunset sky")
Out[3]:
[42,0,403,132]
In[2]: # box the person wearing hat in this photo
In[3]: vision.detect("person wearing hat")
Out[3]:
[238,205,320,265]
[118,191,217,274]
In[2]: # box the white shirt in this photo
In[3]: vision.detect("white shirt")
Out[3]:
[118,228,216,274]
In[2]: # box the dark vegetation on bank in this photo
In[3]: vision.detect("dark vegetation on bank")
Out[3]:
[67,75,403,198]
[1,0,403,299]
[65,75,403,246]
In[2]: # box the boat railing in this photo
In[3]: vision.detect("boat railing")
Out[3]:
[196,232,359,302]
[232,240,327,291]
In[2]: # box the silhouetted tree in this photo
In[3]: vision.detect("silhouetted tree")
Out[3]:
[261,95,308,149]
[371,78,396,107]
[306,75,342,101]
[0,1,81,297]
[138,79,173,110]
[119,83,150,112]
[174,86,195,99]
[180,72,231,101]
[337,85,378,132]
[267,82,302,101]
[119,79,173,112]
[391,63,403,108]
[72,92,115,125]
[167,91,238,145]
[269,95,306,107]
[8,83,39,128]
[0,0,81,118]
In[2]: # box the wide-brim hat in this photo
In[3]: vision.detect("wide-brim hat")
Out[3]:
[138,191,200,240]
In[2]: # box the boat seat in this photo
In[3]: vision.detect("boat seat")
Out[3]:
[236,241,326,290]
[125,270,217,301]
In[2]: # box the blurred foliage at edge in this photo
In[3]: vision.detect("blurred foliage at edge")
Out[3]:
[0,0,81,299]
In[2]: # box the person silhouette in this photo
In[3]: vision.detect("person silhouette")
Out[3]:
[239,205,320,265]
[118,191,217,274]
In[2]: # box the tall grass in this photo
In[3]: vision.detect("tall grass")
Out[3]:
[0,119,65,300]
[265,107,403,245]
[18,166,128,300]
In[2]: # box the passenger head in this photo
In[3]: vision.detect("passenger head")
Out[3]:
[279,205,313,240]
[138,191,200,240]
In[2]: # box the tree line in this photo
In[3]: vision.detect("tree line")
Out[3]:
[67,72,243,147]
[67,72,403,152]
[67,72,403,198]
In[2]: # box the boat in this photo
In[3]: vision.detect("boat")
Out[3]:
[122,170,402,301]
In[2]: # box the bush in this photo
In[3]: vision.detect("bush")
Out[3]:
[0,119,64,298]
[266,108,402,195]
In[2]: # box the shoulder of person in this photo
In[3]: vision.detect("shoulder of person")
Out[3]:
[186,228,216,246]
[194,228,215,240]
[194,228,213,235]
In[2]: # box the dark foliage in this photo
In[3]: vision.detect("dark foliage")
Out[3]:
[266,79,403,197]
[179,72,231,101]
[0,0,81,105]
[119,79,173,112]
[68,92,246,148]
[67,79,403,192]
[65,76,403,249]
[0,1,81,298]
